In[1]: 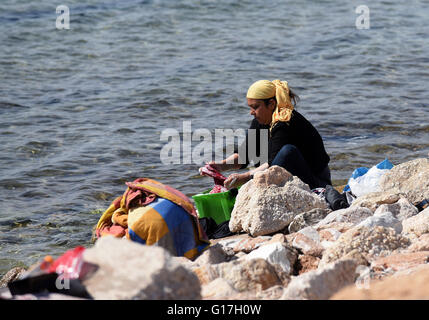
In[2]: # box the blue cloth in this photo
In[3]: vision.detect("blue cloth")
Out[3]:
[128,198,209,258]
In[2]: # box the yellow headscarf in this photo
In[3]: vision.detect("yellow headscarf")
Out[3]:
[246,79,294,130]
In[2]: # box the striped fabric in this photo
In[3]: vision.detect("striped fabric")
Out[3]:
[128,198,208,259]
[95,178,209,260]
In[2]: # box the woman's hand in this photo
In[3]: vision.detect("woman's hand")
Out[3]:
[206,161,226,172]
[224,172,251,189]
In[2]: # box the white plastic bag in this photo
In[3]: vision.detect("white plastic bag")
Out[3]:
[348,166,389,198]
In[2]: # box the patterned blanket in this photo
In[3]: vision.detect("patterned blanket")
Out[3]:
[95,178,209,259]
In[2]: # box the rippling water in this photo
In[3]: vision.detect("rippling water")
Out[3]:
[1,0,429,276]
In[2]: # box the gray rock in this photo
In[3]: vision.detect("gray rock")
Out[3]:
[232,235,272,253]
[407,234,429,252]
[298,226,320,243]
[218,259,283,292]
[292,232,324,257]
[351,192,403,212]
[374,198,419,221]
[194,258,283,292]
[357,211,402,234]
[291,226,325,257]
[379,158,429,204]
[244,242,297,275]
[230,166,329,236]
[402,207,429,239]
[318,228,342,242]
[315,206,373,228]
[82,237,201,300]
[319,226,410,267]
[280,259,359,300]
[215,237,244,254]
[194,244,230,266]
[288,208,331,233]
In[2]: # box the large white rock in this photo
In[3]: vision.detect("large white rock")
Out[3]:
[402,207,429,239]
[82,236,201,300]
[315,206,373,228]
[229,166,329,236]
[319,226,410,267]
[280,259,359,300]
[379,158,429,204]
[374,198,419,221]
[357,211,402,234]
[245,242,297,275]
[193,258,283,292]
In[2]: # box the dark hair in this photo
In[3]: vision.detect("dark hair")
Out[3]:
[263,88,300,107]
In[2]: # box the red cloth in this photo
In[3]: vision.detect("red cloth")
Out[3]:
[122,178,158,209]
[47,246,86,278]
[199,164,228,193]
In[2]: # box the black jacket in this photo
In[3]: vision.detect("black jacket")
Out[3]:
[238,110,330,175]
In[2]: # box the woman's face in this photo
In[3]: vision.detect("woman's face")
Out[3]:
[247,98,275,125]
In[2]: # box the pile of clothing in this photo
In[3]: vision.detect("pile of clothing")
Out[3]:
[95,178,209,260]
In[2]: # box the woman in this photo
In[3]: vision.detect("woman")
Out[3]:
[210,79,332,190]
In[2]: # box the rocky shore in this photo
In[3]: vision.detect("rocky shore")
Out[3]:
[1,157,429,300]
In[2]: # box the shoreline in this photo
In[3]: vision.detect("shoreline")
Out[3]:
[1,156,429,300]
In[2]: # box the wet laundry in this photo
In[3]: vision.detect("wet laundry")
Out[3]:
[199,164,228,193]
